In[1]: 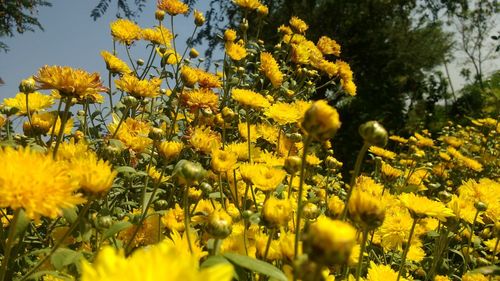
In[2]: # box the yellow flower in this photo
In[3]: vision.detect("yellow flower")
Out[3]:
[34,65,107,99]
[378,210,414,251]
[399,193,454,221]
[317,36,341,56]
[289,16,308,34]
[56,139,91,161]
[110,19,141,45]
[302,99,341,140]
[255,231,282,261]
[0,115,6,128]
[247,165,286,192]
[381,161,403,179]
[115,74,162,99]
[3,92,54,115]
[23,111,73,136]
[305,216,357,265]
[414,132,435,147]
[264,102,302,125]
[69,153,117,194]
[389,135,408,144]
[157,0,189,15]
[158,48,182,64]
[232,88,270,109]
[233,0,261,10]
[224,29,237,42]
[158,141,184,161]
[211,148,238,173]
[262,197,292,227]
[315,59,339,77]
[190,126,221,153]
[0,146,85,220]
[225,41,247,61]
[108,117,152,152]
[148,165,169,183]
[369,146,397,159]
[366,261,407,281]
[260,52,283,87]
[100,51,132,74]
[141,25,173,46]
[341,79,357,96]
[195,68,222,88]
[226,142,261,161]
[81,240,233,281]
[348,188,386,230]
[238,122,259,142]
[193,9,205,26]
[162,203,185,232]
[462,272,488,281]
[327,195,344,218]
[180,88,219,112]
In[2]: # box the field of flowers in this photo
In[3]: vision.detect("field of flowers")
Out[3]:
[0,0,499,280]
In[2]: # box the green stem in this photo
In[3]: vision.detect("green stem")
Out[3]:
[263,228,276,260]
[108,71,114,114]
[396,218,418,281]
[355,229,369,281]
[52,98,72,159]
[110,105,130,139]
[0,209,21,281]
[21,201,92,281]
[341,142,369,220]
[25,93,33,128]
[183,186,193,253]
[464,209,480,270]
[293,134,313,263]
[246,110,252,163]
[219,173,226,210]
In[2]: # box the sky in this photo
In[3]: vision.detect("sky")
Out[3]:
[0,0,219,99]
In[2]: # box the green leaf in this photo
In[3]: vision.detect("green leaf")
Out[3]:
[62,207,78,224]
[223,253,287,281]
[200,255,231,269]
[14,209,30,238]
[50,248,83,270]
[471,265,500,275]
[102,221,133,241]
[115,166,136,174]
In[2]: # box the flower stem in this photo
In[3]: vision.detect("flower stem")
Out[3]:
[396,218,418,281]
[341,142,369,220]
[464,209,480,270]
[355,229,369,281]
[183,186,193,253]
[264,228,276,260]
[0,208,21,281]
[246,110,252,163]
[52,98,72,159]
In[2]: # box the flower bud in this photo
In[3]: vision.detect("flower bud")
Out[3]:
[302,100,341,141]
[199,182,213,194]
[155,10,165,21]
[154,199,169,210]
[284,156,302,175]
[19,77,36,93]
[97,216,113,228]
[194,9,205,26]
[148,127,164,141]
[242,210,254,219]
[359,121,388,147]
[122,96,138,107]
[256,5,268,16]
[289,132,303,143]
[474,201,488,212]
[438,191,452,203]
[206,209,233,239]
[189,48,199,58]
[240,18,249,32]
[303,202,320,220]
[174,159,206,185]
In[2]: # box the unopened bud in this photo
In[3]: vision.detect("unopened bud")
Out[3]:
[194,10,205,26]
[19,77,36,93]
[189,48,199,58]
[148,127,164,140]
[207,209,233,239]
[284,156,302,175]
[359,121,388,147]
[155,10,165,21]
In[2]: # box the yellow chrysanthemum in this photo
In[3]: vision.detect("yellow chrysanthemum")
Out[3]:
[3,92,54,115]
[195,68,222,88]
[110,19,141,45]
[190,126,221,153]
[56,139,91,161]
[262,197,292,227]
[69,153,117,194]
[232,88,270,109]
[389,135,408,144]
[162,203,185,232]
[0,146,85,220]
[115,74,162,99]
[224,29,237,42]
[240,164,286,191]
[100,51,132,74]
[233,0,261,10]
[226,142,261,161]
[381,161,403,179]
[462,272,488,281]
[314,59,339,77]
[157,48,182,64]
[141,26,173,46]
[157,0,189,15]
[225,41,247,61]
[211,148,238,173]
[369,146,397,160]
[366,261,407,281]
[108,117,152,152]
[158,141,184,161]
[180,88,219,112]
[289,16,308,34]
[399,193,454,221]
[317,36,341,56]
[302,100,341,140]
[260,52,283,87]
[23,111,73,136]
[34,65,107,99]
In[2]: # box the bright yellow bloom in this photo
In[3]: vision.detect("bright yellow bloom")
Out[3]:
[369,146,397,159]
[327,195,345,218]
[248,165,286,192]
[34,65,107,99]
[141,26,173,46]
[305,216,357,265]
[157,0,189,15]
[260,52,283,87]
[157,48,182,64]
[158,141,184,161]
[0,147,85,220]
[180,88,219,112]
[3,92,54,115]
[399,193,454,221]
[238,122,259,142]
[389,135,408,144]
[233,0,261,10]
[225,41,247,61]
[69,153,117,194]
[348,188,386,230]
[315,59,339,77]
[81,238,233,281]
[193,9,205,26]
[100,51,132,74]
[211,148,238,173]
[108,117,152,152]
[0,115,6,128]
[264,102,302,125]
[462,272,488,281]
[366,261,407,281]
[317,36,341,56]
[341,79,357,96]
[195,68,222,88]
[23,112,73,136]
[414,132,435,147]
[302,99,341,140]
[115,74,162,99]
[232,88,270,109]
[162,203,185,232]
[262,197,292,227]
[110,19,141,45]
[255,231,282,260]
[289,16,308,34]
[224,29,237,42]
[381,161,403,179]
[56,140,91,161]
[180,65,199,87]
[190,126,221,153]
[378,210,414,251]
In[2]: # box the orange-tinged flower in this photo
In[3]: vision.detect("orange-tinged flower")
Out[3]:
[157,0,189,15]
[110,19,141,45]
[289,16,308,34]
[225,41,247,61]
[100,51,132,74]
[232,88,270,109]
[317,36,341,56]
[3,92,54,115]
[260,52,283,87]
[141,25,173,46]
[211,148,238,173]
[115,74,162,99]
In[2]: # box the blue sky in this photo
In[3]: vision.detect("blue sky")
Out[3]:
[0,0,218,98]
